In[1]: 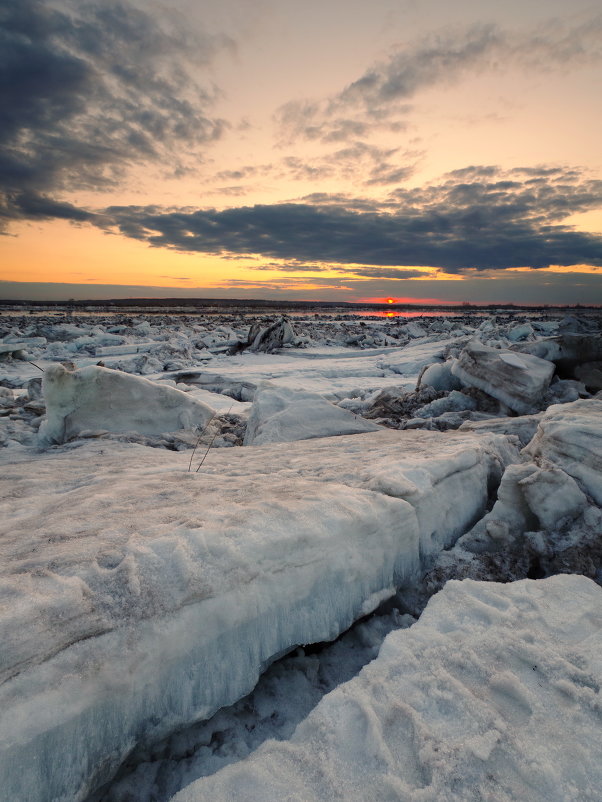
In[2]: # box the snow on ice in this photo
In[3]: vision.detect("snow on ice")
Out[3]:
[0,428,514,802]
[173,576,602,802]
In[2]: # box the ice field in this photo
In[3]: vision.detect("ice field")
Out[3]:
[0,306,601,801]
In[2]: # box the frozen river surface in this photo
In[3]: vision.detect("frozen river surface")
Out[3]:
[0,308,601,802]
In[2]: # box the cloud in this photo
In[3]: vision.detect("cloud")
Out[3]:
[365,164,415,186]
[204,143,418,197]
[103,166,602,272]
[0,0,230,227]
[252,263,332,273]
[219,276,352,289]
[250,263,429,279]
[276,15,602,144]
[214,166,261,181]
[210,186,250,197]
[342,267,431,279]
[4,193,95,223]
[278,141,416,187]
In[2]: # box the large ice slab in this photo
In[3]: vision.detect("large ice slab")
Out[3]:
[459,413,543,447]
[452,340,555,414]
[174,575,602,802]
[243,384,381,445]
[522,398,602,504]
[515,333,602,372]
[0,429,515,802]
[38,364,215,446]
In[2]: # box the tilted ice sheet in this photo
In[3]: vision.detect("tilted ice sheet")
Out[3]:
[383,336,467,375]
[174,575,602,802]
[243,384,381,445]
[523,398,602,505]
[38,364,215,445]
[459,413,543,448]
[0,429,515,802]
[452,340,555,415]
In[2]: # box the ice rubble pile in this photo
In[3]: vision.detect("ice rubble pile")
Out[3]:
[0,337,46,360]
[0,429,514,802]
[174,575,602,802]
[1,310,600,452]
[245,317,296,353]
[38,363,215,446]
[423,398,602,598]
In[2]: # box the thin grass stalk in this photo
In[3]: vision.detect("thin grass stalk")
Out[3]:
[195,403,234,473]
[187,412,217,472]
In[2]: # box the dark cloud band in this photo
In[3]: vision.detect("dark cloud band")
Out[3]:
[102,167,602,272]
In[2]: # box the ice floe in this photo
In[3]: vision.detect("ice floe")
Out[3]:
[523,398,602,504]
[452,340,555,414]
[0,428,514,802]
[38,363,215,446]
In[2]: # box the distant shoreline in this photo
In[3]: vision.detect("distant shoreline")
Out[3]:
[1,297,600,314]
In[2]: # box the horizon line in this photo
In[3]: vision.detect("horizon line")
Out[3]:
[1,296,600,311]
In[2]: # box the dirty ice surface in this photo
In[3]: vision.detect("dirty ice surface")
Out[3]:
[1,306,601,802]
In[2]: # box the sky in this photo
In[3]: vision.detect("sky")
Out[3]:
[1,0,601,305]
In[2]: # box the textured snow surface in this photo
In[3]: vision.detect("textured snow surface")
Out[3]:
[174,575,602,802]
[0,429,514,802]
